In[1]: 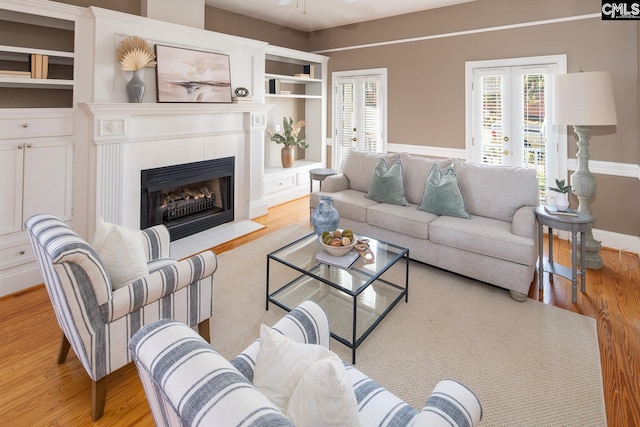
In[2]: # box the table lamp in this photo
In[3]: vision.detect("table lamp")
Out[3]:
[552,70,618,269]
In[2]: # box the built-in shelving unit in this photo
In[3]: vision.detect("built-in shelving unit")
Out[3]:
[0,0,81,297]
[0,45,74,88]
[0,8,75,108]
[263,46,329,206]
[265,72,323,100]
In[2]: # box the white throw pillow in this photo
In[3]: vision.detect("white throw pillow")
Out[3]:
[253,324,361,427]
[92,217,149,290]
[286,357,362,427]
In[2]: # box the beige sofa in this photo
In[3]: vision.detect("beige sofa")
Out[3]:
[310,150,539,301]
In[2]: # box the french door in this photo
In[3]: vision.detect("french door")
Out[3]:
[333,69,387,171]
[467,56,566,203]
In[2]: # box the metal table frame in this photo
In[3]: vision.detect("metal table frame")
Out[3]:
[266,232,409,363]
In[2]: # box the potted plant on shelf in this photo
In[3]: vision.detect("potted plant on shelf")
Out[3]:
[269,117,308,168]
[549,178,573,211]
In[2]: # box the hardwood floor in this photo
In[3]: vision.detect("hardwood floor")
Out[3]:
[0,196,638,426]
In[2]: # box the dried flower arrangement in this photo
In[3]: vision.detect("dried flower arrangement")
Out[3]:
[116,36,156,72]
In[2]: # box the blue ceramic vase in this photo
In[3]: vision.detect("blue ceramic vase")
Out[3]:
[312,196,340,235]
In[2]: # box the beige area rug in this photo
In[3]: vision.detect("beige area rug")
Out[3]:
[211,224,606,426]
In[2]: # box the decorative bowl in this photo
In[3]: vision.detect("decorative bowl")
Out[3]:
[319,231,358,257]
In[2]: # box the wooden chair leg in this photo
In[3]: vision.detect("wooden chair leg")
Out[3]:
[58,333,70,364]
[198,318,211,344]
[92,377,107,421]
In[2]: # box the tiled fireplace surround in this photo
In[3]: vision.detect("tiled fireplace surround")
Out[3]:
[82,102,273,257]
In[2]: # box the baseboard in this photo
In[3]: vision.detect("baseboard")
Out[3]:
[555,228,640,256]
[0,264,43,298]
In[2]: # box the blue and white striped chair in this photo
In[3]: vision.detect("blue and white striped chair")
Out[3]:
[130,301,482,427]
[25,214,217,420]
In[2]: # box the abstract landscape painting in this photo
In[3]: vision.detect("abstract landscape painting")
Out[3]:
[155,45,232,103]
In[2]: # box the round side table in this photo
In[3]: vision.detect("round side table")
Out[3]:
[535,206,592,303]
[309,168,336,193]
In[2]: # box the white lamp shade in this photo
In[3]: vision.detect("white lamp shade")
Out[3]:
[552,71,618,126]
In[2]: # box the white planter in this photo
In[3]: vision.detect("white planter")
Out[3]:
[554,193,570,211]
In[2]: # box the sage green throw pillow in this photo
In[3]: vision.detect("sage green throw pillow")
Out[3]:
[418,164,470,218]
[365,158,409,206]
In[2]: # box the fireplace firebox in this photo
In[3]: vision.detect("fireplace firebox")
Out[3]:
[141,157,234,241]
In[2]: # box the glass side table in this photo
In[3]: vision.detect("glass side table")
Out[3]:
[535,206,593,303]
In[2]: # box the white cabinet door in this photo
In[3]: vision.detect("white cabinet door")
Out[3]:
[0,142,24,235]
[23,138,73,222]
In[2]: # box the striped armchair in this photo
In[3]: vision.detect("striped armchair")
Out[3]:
[25,214,217,420]
[130,301,482,427]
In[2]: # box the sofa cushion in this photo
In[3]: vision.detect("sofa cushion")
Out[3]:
[365,158,409,206]
[367,202,437,240]
[429,215,536,265]
[453,159,538,222]
[343,150,400,193]
[400,152,452,205]
[418,164,470,219]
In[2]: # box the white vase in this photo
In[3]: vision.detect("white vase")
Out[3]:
[554,193,569,211]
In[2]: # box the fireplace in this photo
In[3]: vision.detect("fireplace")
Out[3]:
[141,157,234,241]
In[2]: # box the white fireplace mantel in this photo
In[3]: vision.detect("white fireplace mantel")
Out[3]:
[81,102,273,142]
[80,102,273,231]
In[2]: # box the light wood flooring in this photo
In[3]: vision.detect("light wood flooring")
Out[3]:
[0,196,638,426]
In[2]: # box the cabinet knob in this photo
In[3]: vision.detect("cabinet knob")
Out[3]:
[26,144,32,148]
[18,145,23,149]
[19,251,26,255]
[22,123,28,128]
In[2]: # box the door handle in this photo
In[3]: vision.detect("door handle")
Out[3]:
[503,136,509,142]
[503,149,510,155]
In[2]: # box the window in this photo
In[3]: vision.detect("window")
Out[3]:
[466,56,567,204]
[333,69,387,171]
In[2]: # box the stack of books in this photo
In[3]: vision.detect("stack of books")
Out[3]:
[30,54,49,79]
[0,70,32,79]
[316,249,359,269]
[544,206,578,216]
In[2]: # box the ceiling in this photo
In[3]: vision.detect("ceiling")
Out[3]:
[204,0,475,32]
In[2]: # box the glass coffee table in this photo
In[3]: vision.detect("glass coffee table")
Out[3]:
[266,232,409,363]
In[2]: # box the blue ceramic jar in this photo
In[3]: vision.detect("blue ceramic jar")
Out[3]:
[311,196,340,235]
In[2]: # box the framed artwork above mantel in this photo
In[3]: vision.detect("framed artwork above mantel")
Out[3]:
[155,45,232,103]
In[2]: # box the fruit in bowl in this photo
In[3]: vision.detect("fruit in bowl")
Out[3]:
[320,229,357,256]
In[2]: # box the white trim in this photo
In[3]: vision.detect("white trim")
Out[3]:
[594,229,640,255]
[555,229,640,257]
[387,143,466,159]
[391,143,639,180]
[567,159,640,179]
[313,14,600,54]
